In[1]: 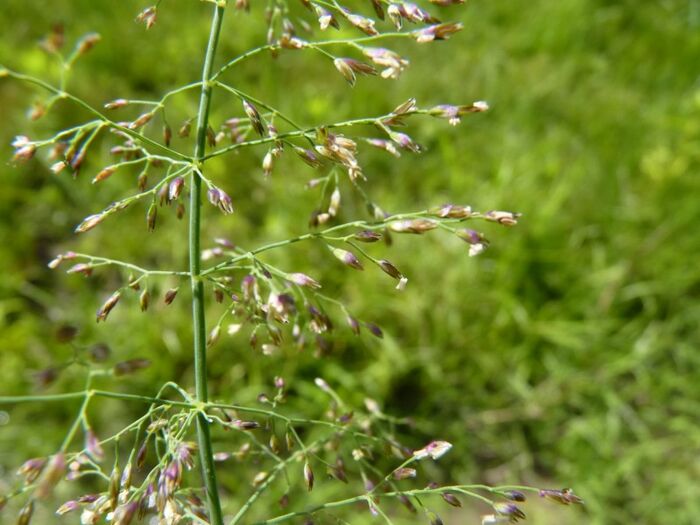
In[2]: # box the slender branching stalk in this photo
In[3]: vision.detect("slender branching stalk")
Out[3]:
[190,4,227,525]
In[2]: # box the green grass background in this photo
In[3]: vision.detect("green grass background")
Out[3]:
[1,1,700,524]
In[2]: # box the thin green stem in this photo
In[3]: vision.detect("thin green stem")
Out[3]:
[252,486,496,525]
[1,68,192,162]
[211,32,412,80]
[190,4,226,525]
[59,375,93,452]
[68,252,189,277]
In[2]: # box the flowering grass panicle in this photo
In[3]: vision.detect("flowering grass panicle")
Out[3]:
[0,1,583,524]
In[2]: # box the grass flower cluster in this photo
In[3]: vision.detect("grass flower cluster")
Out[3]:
[1,1,582,524]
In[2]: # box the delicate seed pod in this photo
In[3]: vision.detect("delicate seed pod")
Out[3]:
[303,461,314,491]
[365,322,383,338]
[353,230,382,242]
[69,149,87,173]
[442,492,462,507]
[413,440,452,460]
[328,187,341,217]
[178,118,192,138]
[137,170,148,191]
[285,431,295,451]
[50,161,67,174]
[504,490,526,502]
[269,435,281,454]
[109,464,121,510]
[213,452,231,462]
[262,150,274,177]
[316,212,331,225]
[294,146,322,168]
[136,6,157,29]
[76,32,101,55]
[168,177,184,200]
[218,190,234,214]
[207,325,221,347]
[346,315,361,335]
[242,100,264,136]
[96,291,121,322]
[146,203,157,232]
[47,251,75,269]
[85,429,104,462]
[129,112,153,130]
[207,187,221,206]
[27,101,45,121]
[113,501,138,525]
[484,210,521,226]
[414,22,463,43]
[36,453,66,499]
[92,166,116,183]
[378,259,403,280]
[430,203,472,218]
[75,213,106,234]
[392,467,416,480]
[455,229,489,256]
[279,493,289,509]
[428,511,444,525]
[314,377,331,392]
[388,131,421,152]
[17,458,46,484]
[344,12,378,35]
[164,288,178,304]
[139,289,150,311]
[113,358,151,376]
[136,443,148,469]
[331,247,364,270]
[493,503,526,521]
[389,218,437,234]
[55,499,79,515]
[233,420,261,430]
[104,98,128,110]
[202,125,215,148]
[252,471,268,486]
[387,3,402,28]
[157,183,170,206]
[333,58,357,86]
[287,272,321,289]
[66,263,93,276]
[538,488,583,505]
[279,34,307,49]
[391,98,417,116]
[16,499,34,525]
[162,124,172,146]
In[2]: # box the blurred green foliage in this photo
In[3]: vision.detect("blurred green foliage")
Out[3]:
[1,0,700,524]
